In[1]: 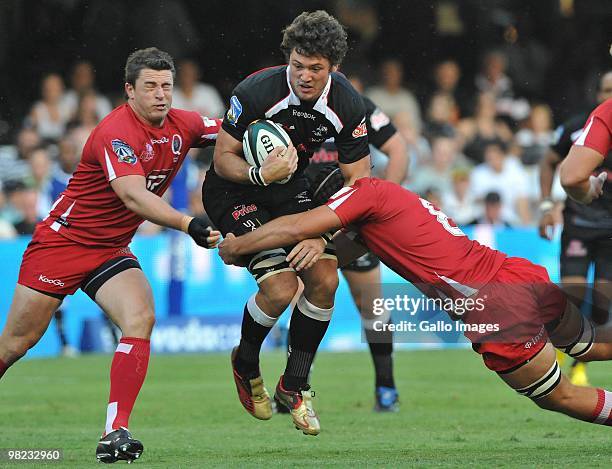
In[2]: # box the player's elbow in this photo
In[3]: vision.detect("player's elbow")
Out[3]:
[559,160,584,189]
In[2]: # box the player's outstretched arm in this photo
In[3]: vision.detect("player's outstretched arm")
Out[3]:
[559,145,606,204]
[380,132,409,183]
[111,175,221,248]
[218,205,342,265]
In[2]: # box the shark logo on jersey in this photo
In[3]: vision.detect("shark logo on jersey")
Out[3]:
[351,118,368,138]
[227,95,242,126]
[313,124,328,138]
[111,139,137,165]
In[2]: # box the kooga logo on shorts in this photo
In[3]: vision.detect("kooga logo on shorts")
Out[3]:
[39,274,65,287]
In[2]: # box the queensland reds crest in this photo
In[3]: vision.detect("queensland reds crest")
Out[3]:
[172,134,182,162]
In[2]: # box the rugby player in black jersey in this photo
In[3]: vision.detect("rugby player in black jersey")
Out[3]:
[538,70,612,385]
[203,11,371,435]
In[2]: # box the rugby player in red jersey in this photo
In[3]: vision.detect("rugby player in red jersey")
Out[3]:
[0,48,221,463]
[219,170,612,428]
[560,98,611,204]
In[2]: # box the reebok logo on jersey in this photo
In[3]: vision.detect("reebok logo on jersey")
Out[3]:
[293,109,317,120]
[351,118,368,138]
[39,274,65,287]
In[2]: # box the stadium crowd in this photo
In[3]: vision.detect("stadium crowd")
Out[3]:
[0,50,597,238]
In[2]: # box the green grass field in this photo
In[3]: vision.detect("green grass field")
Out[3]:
[1,349,611,467]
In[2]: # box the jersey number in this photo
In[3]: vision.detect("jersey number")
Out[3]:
[419,198,465,237]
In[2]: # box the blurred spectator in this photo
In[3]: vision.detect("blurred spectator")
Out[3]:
[515,103,555,202]
[475,51,514,103]
[475,50,530,121]
[28,73,72,142]
[442,167,480,226]
[366,58,422,132]
[27,146,52,217]
[423,92,458,140]
[470,141,530,225]
[62,61,112,121]
[427,59,470,117]
[515,103,555,166]
[50,133,81,201]
[407,135,461,197]
[0,180,17,239]
[393,111,430,174]
[468,192,512,228]
[6,182,40,235]
[0,127,39,184]
[68,90,103,149]
[172,59,225,118]
[423,187,442,208]
[457,91,513,164]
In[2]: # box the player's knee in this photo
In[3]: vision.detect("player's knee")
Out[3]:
[2,335,35,362]
[119,306,155,337]
[307,271,339,299]
[260,284,297,311]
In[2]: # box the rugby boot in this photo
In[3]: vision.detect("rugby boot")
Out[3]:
[274,375,320,436]
[230,346,272,420]
[374,386,400,412]
[96,427,143,464]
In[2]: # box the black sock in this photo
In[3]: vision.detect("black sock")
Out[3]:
[235,302,273,377]
[54,309,68,347]
[365,326,395,388]
[284,302,331,391]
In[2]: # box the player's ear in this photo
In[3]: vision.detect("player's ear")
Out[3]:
[125,82,134,100]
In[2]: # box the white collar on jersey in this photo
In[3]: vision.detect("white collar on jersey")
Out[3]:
[265,67,340,132]
[285,65,332,114]
[262,66,342,133]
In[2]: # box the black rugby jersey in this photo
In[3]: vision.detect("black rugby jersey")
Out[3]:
[552,112,612,229]
[310,95,396,164]
[219,65,369,175]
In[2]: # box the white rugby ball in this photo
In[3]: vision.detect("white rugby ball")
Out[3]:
[242,119,293,184]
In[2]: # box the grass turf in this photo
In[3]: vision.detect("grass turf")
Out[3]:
[1,349,611,467]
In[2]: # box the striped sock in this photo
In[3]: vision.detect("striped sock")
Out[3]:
[591,389,612,425]
[105,337,150,435]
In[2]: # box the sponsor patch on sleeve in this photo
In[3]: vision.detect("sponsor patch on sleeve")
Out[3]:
[351,117,368,138]
[111,139,137,164]
[226,95,243,126]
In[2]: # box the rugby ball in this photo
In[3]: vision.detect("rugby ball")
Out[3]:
[243,119,293,184]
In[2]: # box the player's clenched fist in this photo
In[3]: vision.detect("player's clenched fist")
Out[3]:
[261,144,298,183]
[182,216,221,248]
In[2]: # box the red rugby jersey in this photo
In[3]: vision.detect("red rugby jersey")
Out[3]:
[43,104,220,246]
[327,178,507,297]
[574,98,612,156]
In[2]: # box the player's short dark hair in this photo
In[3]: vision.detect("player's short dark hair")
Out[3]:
[280,11,348,66]
[124,47,175,86]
